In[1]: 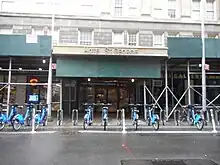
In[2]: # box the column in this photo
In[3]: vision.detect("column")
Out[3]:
[6,57,12,116]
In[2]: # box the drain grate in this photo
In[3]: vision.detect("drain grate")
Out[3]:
[121,159,219,165]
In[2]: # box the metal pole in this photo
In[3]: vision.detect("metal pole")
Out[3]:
[46,13,55,118]
[187,61,191,105]
[143,80,147,120]
[171,71,174,107]
[47,57,52,118]
[201,0,206,112]
[165,61,168,120]
[60,80,63,111]
[6,57,12,116]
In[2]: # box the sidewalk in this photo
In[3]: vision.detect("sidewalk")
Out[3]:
[1,118,219,132]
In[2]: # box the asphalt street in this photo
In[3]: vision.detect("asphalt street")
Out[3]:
[0,129,220,165]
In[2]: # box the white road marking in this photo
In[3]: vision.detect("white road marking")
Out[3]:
[0,131,57,135]
[78,130,219,134]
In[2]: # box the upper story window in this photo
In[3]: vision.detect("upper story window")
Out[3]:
[113,32,124,45]
[206,0,215,20]
[153,0,163,18]
[153,33,164,47]
[79,30,93,45]
[168,0,176,18]
[114,0,123,16]
[192,0,201,20]
[128,32,137,46]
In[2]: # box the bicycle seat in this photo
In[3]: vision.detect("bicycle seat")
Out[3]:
[11,103,19,107]
[17,105,24,109]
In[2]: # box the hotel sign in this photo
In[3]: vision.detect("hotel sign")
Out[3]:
[53,45,168,57]
[84,47,138,55]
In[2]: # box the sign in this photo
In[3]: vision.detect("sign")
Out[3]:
[29,78,38,86]
[26,34,38,43]
[52,63,57,70]
[53,45,168,57]
[28,94,39,102]
[84,47,138,55]
[205,64,210,71]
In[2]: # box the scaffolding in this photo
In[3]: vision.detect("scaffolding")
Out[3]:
[0,57,54,117]
[143,60,220,124]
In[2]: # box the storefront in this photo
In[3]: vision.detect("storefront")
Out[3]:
[53,45,168,116]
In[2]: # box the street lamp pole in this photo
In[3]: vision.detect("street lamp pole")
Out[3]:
[201,0,206,112]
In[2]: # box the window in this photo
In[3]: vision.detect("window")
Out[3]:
[206,0,215,20]
[113,32,123,45]
[79,30,92,45]
[207,33,218,38]
[168,0,176,18]
[193,33,201,38]
[114,0,123,16]
[153,33,164,47]
[192,0,200,20]
[153,0,163,18]
[128,33,137,46]
[168,32,179,37]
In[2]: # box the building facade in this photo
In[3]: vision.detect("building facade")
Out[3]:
[0,0,220,117]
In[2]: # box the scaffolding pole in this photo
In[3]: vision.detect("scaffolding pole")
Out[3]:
[165,60,169,120]
[201,0,206,112]
[187,61,191,105]
[6,57,12,116]
[143,80,147,120]
[46,13,55,118]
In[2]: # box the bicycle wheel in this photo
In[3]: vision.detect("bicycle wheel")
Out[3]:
[12,119,21,131]
[83,120,88,130]
[135,119,138,130]
[152,120,159,131]
[0,122,5,131]
[104,119,107,131]
[196,119,204,130]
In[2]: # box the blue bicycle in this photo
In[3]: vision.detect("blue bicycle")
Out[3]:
[129,104,142,130]
[146,104,160,130]
[187,104,204,130]
[83,103,94,130]
[100,103,112,131]
[34,104,48,130]
[11,104,33,131]
[0,103,21,131]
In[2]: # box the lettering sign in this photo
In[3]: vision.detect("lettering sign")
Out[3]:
[162,73,220,79]
[105,48,138,55]
[84,47,138,55]
[84,47,100,54]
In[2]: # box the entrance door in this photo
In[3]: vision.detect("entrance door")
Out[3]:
[62,80,76,116]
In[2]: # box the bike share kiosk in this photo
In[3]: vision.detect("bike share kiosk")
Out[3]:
[128,104,142,130]
[27,94,48,130]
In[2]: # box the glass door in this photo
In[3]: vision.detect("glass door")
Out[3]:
[95,87,107,112]
[107,87,117,112]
